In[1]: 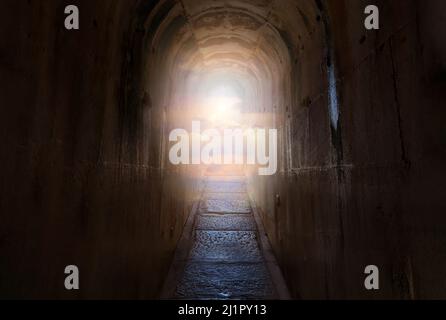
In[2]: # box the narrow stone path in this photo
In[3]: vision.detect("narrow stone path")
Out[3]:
[170,174,279,300]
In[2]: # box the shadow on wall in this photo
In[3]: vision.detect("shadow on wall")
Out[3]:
[248,0,446,300]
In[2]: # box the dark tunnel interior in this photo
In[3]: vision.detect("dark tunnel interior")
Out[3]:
[1,0,446,299]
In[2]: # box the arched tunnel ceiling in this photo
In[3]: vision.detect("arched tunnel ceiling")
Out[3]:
[146,0,321,85]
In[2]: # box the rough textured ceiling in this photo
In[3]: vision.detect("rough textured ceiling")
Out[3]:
[146,0,320,84]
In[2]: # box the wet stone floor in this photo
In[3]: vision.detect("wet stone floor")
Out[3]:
[175,176,276,300]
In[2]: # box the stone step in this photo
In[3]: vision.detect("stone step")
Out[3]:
[205,181,246,193]
[171,175,279,300]
[196,214,257,231]
[202,192,249,201]
[199,199,251,214]
[189,230,262,263]
[175,262,275,300]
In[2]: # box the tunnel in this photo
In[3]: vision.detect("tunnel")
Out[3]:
[1,0,446,300]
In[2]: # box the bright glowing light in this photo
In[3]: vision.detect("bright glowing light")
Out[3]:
[204,85,242,126]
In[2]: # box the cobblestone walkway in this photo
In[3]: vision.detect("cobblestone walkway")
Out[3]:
[173,175,277,300]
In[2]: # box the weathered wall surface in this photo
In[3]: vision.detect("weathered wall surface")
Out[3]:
[249,0,446,299]
[0,0,201,299]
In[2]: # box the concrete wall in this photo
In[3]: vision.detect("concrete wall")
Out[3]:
[249,0,446,299]
[0,0,201,299]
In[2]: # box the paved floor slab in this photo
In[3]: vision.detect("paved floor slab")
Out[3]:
[176,262,275,299]
[203,192,249,201]
[205,181,246,193]
[206,176,246,183]
[199,199,251,214]
[190,231,262,262]
[167,174,281,300]
[196,214,257,231]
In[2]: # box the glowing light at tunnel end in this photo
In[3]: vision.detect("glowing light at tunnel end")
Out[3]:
[168,121,278,176]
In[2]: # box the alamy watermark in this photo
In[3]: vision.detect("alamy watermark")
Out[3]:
[168,121,277,176]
